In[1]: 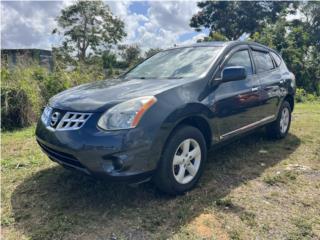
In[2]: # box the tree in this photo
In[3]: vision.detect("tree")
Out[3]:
[53,0,126,62]
[52,46,75,68]
[102,51,116,69]
[101,50,117,76]
[252,1,320,95]
[197,32,228,42]
[145,48,162,58]
[118,44,142,67]
[300,2,320,50]
[190,1,296,40]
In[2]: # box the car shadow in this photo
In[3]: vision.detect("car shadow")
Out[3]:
[11,131,301,240]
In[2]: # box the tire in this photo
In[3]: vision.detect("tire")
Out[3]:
[266,101,292,139]
[153,125,207,195]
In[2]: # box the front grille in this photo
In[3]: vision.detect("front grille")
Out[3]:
[56,112,92,130]
[41,106,92,131]
[37,141,85,169]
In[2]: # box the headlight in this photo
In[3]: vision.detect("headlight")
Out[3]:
[97,96,157,130]
[41,106,52,125]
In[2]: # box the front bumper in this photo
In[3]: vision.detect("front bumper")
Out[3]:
[35,113,158,182]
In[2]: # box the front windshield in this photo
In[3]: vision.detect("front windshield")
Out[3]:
[125,46,221,79]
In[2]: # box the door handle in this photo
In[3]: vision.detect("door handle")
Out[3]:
[251,87,259,92]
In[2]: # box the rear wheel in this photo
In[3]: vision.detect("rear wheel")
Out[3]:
[266,101,292,139]
[154,125,207,195]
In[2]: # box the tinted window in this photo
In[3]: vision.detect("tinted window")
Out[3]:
[225,50,253,75]
[271,52,281,67]
[252,50,274,73]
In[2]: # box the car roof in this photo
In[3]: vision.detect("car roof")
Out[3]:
[170,41,275,52]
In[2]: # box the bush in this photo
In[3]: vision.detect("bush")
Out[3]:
[1,63,105,130]
[1,66,43,130]
[295,88,320,103]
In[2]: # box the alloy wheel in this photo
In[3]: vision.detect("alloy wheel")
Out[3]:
[172,138,201,184]
[280,107,290,134]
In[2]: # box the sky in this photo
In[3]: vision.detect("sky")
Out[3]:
[1,0,209,51]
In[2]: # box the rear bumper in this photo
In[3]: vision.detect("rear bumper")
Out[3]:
[35,116,158,183]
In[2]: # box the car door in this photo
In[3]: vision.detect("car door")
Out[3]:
[211,45,262,140]
[251,47,280,120]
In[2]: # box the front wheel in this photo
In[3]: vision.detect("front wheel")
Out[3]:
[153,125,207,195]
[266,101,292,139]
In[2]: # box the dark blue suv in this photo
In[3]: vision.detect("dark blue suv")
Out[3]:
[36,41,296,194]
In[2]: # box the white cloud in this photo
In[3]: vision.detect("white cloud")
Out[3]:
[1,1,203,51]
[147,1,198,33]
[107,1,201,50]
[1,1,66,49]
[108,1,149,46]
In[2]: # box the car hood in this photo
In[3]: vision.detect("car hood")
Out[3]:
[49,78,191,112]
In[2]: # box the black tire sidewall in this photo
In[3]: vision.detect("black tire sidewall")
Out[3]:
[156,125,207,194]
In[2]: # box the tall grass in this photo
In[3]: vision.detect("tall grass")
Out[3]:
[1,63,104,130]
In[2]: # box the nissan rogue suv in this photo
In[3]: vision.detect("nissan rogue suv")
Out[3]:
[36,41,296,194]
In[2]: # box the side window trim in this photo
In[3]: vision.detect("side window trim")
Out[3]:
[216,45,254,78]
[270,51,282,68]
[248,48,257,74]
[270,53,277,68]
[268,52,276,69]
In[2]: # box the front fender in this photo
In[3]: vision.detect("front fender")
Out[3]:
[148,102,215,170]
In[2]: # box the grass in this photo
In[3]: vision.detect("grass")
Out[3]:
[288,218,315,240]
[1,103,320,240]
[263,170,298,186]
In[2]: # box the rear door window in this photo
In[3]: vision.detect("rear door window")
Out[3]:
[252,50,274,73]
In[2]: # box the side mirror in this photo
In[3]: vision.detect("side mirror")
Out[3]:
[222,66,247,82]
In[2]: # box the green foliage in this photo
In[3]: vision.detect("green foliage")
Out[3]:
[53,0,126,62]
[295,88,320,103]
[263,171,298,186]
[1,66,43,130]
[190,1,295,40]
[215,197,233,208]
[101,50,117,77]
[251,2,320,95]
[81,44,145,74]
[288,218,315,239]
[102,51,116,69]
[145,48,162,58]
[1,63,104,130]
[198,31,228,42]
[240,212,257,227]
[118,44,143,67]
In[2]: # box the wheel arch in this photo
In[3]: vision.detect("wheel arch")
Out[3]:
[160,112,213,153]
[284,94,294,111]
[177,116,212,149]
